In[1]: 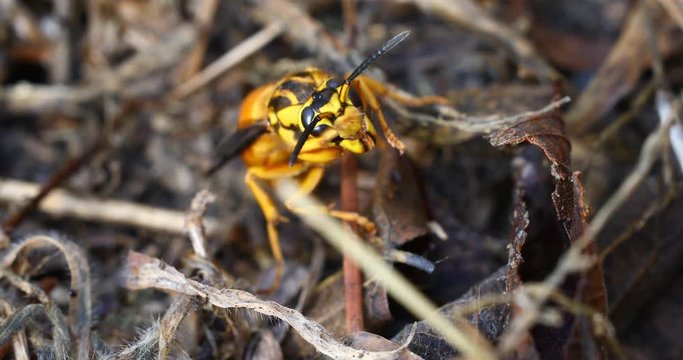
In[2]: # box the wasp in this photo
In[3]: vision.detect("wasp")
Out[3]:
[209,31,444,289]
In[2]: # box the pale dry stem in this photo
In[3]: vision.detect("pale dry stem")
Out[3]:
[0,178,226,236]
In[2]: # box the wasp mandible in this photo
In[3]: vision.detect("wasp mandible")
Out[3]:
[209,31,445,289]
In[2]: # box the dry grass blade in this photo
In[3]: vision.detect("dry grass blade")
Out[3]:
[274,180,496,360]
[0,178,225,236]
[1,234,91,360]
[125,251,413,359]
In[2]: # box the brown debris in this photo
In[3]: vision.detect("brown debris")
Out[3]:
[2,0,682,358]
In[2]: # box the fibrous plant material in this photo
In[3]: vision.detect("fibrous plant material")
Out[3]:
[124,251,414,360]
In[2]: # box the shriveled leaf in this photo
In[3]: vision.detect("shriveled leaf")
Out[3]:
[373,148,430,246]
[489,114,575,229]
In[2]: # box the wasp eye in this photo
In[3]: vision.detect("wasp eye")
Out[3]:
[326,78,342,88]
[311,124,330,137]
[301,107,315,127]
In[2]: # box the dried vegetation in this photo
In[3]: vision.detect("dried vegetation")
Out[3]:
[1,0,682,359]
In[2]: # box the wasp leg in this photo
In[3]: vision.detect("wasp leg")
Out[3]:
[283,166,325,208]
[283,166,378,237]
[355,79,406,154]
[356,75,449,107]
[244,171,285,293]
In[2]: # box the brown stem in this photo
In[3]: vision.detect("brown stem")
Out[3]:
[341,151,364,333]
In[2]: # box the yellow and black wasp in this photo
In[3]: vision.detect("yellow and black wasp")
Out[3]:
[209,31,444,288]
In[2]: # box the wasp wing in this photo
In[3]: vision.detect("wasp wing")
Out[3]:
[205,122,268,175]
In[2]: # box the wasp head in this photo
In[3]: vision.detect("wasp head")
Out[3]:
[288,30,410,166]
[288,78,376,166]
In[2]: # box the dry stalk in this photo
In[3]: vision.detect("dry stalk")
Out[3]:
[184,189,216,259]
[658,0,683,30]
[388,96,570,139]
[0,178,226,236]
[158,295,195,360]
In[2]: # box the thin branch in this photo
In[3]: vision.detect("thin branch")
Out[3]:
[0,178,226,236]
[171,22,285,100]
[184,190,216,259]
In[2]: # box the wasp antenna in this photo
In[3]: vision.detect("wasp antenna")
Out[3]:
[289,115,323,166]
[345,30,410,83]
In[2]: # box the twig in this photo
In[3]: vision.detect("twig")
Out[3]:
[593,79,657,148]
[599,186,677,260]
[340,1,365,333]
[658,0,683,30]
[171,22,285,100]
[388,96,570,138]
[159,296,195,360]
[1,140,102,235]
[274,180,496,360]
[184,190,216,259]
[177,0,220,82]
[0,178,226,236]
[341,151,364,333]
